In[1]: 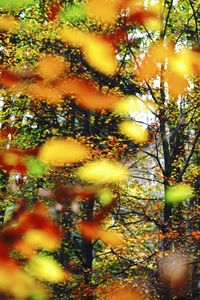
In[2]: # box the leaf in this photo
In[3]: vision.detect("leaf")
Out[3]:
[98,229,124,248]
[38,138,89,166]
[76,159,129,184]
[28,254,66,283]
[25,157,46,177]
[0,257,45,299]
[61,3,87,22]
[46,1,61,21]
[36,55,66,81]
[98,188,113,206]
[0,0,34,9]
[0,68,21,89]
[0,126,17,139]
[159,252,189,289]
[78,221,124,248]
[0,15,20,33]
[57,77,120,110]
[119,121,148,143]
[98,283,145,300]
[84,35,117,75]
[0,150,27,173]
[137,54,158,81]
[113,96,148,115]
[87,0,119,24]
[26,82,63,104]
[165,71,189,96]
[165,184,194,204]
[60,28,117,75]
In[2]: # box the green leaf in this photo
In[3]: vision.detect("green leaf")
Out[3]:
[25,157,46,177]
[165,184,194,204]
[61,3,87,22]
[98,188,113,206]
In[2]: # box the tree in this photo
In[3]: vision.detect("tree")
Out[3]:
[0,0,199,299]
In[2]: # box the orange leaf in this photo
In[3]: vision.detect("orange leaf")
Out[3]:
[87,0,119,24]
[26,82,63,103]
[0,68,21,89]
[57,77,120,110]
[36,55,66,81]
[165,72,188,96]
[78,221,124,248]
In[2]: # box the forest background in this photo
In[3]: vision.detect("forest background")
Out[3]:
[0,0,199,299]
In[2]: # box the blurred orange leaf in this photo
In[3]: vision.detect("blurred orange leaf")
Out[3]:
[26,82,63,103]
[165,72,189,96]
[87,0,119,24]
[36,55,66,81]
[0,68,21,89]
[78,221,124,248]
[57,77,120,110]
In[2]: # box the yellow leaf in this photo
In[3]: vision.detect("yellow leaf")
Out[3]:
[169,51,193,75]
[60,28,117,75]
[24,229,59,251]
[76,159,129,184]
[60,27,86,47]
[113,96,147,115]
[98,188,113,206]
[119,121,148,143]
[0,15,19,33]
[28,255,66,283]
[38,139,89,166]
[166,184,194,203]
[84,35,117,75]
[0,263,44,299]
